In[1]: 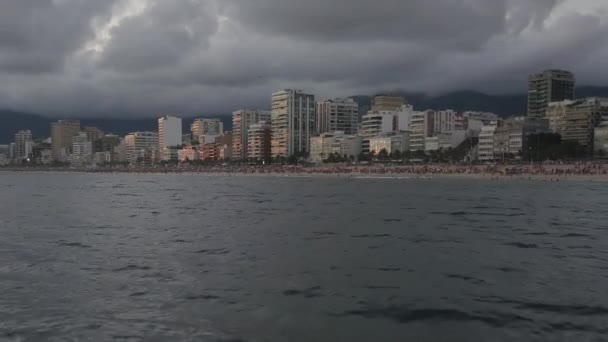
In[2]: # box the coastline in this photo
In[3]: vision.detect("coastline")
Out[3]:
[2,167,607,182]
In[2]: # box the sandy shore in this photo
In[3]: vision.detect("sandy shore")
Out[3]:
[2,168,608,182]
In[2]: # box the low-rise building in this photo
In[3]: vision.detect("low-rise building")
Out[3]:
[178,146,201,162]
[310,132,362,163]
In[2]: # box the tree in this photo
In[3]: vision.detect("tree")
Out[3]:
[391,149,401,163]
[378,149,390,162]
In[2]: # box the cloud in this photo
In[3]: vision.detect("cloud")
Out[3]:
[0,0,607,117]
[0,0,116,73]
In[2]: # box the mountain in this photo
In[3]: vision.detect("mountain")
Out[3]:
[353,86,608,117]
[0,112,232,144]
[3,86,608,144]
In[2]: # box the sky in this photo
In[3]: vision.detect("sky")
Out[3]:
[1,0,608,118]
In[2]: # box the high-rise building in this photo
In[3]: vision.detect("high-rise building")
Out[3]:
[191,118,224,144]
[271,89,315,157]
[316,98,359,135]
[409,111,435,152]
[70,132,93,166]
[158,116,183,148]
[478,121,499,161]
[14,130,33,160]
[232,109,271,160]
[247,121,272,162]
[159,115,182,161]
[51,120,81,162]
[125,132,159,165]
[528,69,575,118]
[84,127,104,142]
[372,96,405,111]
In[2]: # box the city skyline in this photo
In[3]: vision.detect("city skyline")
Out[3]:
[1,1,608,117]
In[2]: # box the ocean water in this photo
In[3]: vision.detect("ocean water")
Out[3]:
[1,172,608,341]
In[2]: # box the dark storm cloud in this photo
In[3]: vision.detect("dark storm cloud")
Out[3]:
[0,0,607,117]
[225,0,558,49]
[0,0,116,73]
[99,0,219,72]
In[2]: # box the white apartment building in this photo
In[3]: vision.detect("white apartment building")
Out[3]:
[395,105,415,131]
[409,110,434,152]
[159,115,182,148]
[316,98,359,135]
[360,111,395,138]
[14,130,33,160]
[159,115,182,161]
[478,121,498,161]
[271,89,315,157]
[70,132,92,166]
[232,109,271,160]
[125,132,159,164]
[310,132,362,163]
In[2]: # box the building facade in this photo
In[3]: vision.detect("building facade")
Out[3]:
[528,69,575,118]
[232,109,271,160]
[51,120,81,162]
[433,110,457,133]
[192,118,224,144]
[70,132,93,166]
[271,89,315,157]
[158,115,182,161]
[14,130,33,160]
[316,98,359,135]
[560,98,608,151]
[247,122,272,161]
[310,132,362,163]
[478,121,498,161]
[125,132,159,165]
[372,96,405,111]
[409,111,434,152]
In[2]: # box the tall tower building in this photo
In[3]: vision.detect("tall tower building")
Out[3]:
[528,70,575,118]
[316,98,359,135]
[271,89,315,157]
[14,130,33,160]
[232,109,271,160]
[158,115,182,148]
[51,120,81,162]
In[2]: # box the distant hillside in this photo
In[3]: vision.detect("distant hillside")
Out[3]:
[3,86,608,144]
[352,86,608,117]
[0,112,232,144]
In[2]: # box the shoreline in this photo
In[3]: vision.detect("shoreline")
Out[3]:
[2,168,607,182]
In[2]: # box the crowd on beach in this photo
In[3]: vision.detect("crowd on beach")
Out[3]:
[4,161,608,179]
